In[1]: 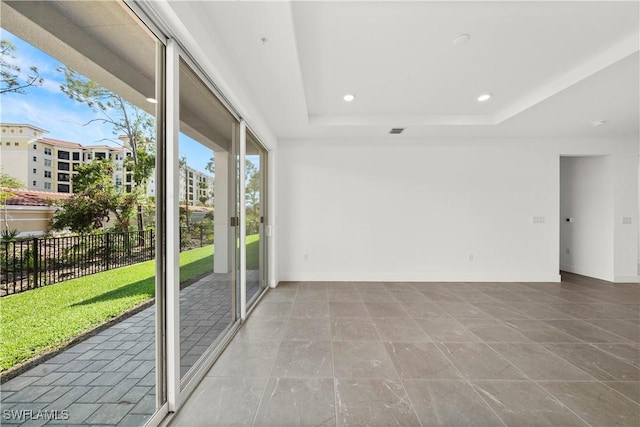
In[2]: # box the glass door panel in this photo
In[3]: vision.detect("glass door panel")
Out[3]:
[245,130,267,306]
[177,58,238,382]
[0,1,165,424]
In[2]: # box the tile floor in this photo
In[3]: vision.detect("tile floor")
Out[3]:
[170,275,639,427]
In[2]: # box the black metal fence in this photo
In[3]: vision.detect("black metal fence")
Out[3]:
[1,224,214,297]
[180,224,214,251]
[1,230,154,296]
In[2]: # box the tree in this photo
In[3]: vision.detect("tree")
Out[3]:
[1,171,24,203]
[0,171,24,190]
[51,160,135,233]
[198,181,208,206]
[58,66,155,234]
[1,171,25,233]
[204,155,215,207]
[245,160,260,218]
[0,39,43,95]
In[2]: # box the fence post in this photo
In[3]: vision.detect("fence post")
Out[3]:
[32,238,39,288]
[105,232,111,270]
[200,226,204,247]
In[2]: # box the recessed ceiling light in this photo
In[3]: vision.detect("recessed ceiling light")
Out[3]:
[591,120,608,127]
[477,93,492,102]
[453,34,471,46]
[343,94,355,102]
[146,97,158,104]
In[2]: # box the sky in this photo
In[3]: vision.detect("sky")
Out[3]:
[0,29,214,175]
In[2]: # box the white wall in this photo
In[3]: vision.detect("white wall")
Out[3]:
[277,138,638,283]
[560,156,614,280]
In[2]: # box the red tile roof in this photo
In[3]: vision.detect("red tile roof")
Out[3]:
[1,188,71,206]
[41,138,84,149]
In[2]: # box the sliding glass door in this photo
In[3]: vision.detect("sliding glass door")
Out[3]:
[176,58,240,385]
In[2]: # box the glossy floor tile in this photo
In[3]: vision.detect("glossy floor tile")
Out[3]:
[170,274,640,427]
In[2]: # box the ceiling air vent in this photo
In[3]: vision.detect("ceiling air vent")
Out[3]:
[389,128,405,134]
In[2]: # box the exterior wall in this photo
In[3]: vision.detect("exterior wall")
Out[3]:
[0,124,46,188]
[0,205,58,237]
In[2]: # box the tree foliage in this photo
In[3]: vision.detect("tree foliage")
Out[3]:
[0,39,43,95]
[245,160,260,218]
[58,66,155,231]
[0,171,24,204]
[0,171,24,189]
[51,160,136,233]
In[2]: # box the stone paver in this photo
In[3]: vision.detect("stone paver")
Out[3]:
[1,273,262,427]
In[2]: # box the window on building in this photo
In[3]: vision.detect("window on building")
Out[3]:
[44,182,51,190]
[33,156,36,161]
[86,153,92,160]
[126,175,132,183]
[57,184,70,193]
[32,180,36,186]
[72,152,80,160]
[58,162,70,171]
[58,173,70,182]
[95,152,106,160]
[33,168,37,174]
[33,144,37,149]
[15,142,19,146]
[44,147,52,155]
[58,150,69,160]
[44,171,51,178]
[126,185,132,193]
[44,159,52,167]
[4,142,9,146]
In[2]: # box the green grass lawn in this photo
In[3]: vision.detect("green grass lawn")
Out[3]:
[246,233,260,270]
[0,245,214,372]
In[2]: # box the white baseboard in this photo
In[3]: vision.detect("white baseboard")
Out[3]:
[277,272,561,283]
[614,275,640,283]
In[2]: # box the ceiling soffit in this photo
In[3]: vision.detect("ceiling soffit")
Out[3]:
[290,1,639,128]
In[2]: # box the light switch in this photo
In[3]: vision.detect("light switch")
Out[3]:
[533,216,545,224]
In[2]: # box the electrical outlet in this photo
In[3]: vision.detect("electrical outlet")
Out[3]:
[468,253,474,261]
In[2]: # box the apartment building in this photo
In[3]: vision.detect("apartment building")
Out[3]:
[0,124,211,201]
[179,165,214,206]
[0,123,126,193]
